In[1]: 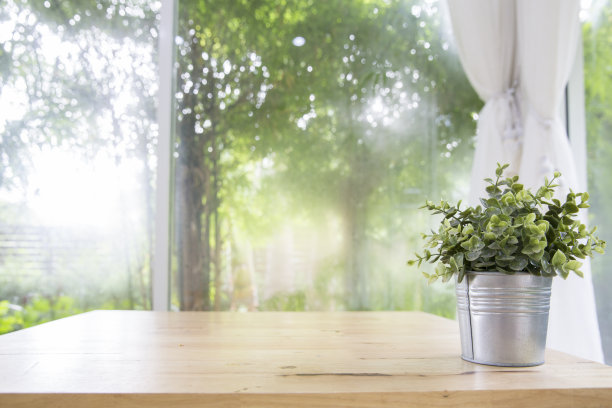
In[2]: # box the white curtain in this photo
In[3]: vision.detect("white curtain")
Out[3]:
[447,0,522,206]
[516,0,603,363]
[448,0,604,362]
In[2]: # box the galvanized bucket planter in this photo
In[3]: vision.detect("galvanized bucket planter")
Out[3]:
[456,271,553,367]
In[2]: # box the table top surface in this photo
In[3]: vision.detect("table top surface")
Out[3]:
[0,310,611,407]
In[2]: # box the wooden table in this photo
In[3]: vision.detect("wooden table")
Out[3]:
[0,311,611,407]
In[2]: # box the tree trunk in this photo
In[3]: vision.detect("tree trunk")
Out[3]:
[176,90,209,310]
[202,163,212,310]
[342,117,370,310]
[176,160,208,310]
[212,144,222,311]
[342,179,368,311]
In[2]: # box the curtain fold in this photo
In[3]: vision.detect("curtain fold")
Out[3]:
[448,0,603,362]
[447,0,521,206]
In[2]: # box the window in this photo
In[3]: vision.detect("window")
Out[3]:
[582,0,612,364]
[0,0,159,333]
[170,0,479,313]
[1,0,481,333]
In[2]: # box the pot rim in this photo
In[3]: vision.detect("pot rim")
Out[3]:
[464,271,549,277]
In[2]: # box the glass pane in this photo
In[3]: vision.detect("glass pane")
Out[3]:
[0,0,159,334]
[171,0,479,313]
[583,0,612,364]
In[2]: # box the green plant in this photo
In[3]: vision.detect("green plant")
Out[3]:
[0,300,24,335]
[409,163,606,283]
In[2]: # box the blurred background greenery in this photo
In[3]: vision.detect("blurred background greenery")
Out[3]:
[0,0,610,367]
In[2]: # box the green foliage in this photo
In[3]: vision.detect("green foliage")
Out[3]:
[2,0,479,317]
[0,295,83,335]
[260,290,307,311]
[0,300,23,334]
[0,0,159,189]
[171,0,480,311]
[409,163,606,283]
[583,2,612,363]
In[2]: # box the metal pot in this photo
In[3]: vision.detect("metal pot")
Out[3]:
[456,271,553,367]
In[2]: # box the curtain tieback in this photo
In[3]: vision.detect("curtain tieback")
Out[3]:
[530,111,564,189]
[532,113,556,129]
[491,86,522,141]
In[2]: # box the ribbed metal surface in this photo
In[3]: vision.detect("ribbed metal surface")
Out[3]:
[456,272,553,367]
[469,286,551,315]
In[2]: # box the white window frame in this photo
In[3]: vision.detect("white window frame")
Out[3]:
[567,35,588,192]
[153,0,177,311]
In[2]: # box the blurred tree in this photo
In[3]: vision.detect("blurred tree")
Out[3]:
[583,0,612,363]
[173,0,480,310]
[0,0,481,321]
[0,0,159,311]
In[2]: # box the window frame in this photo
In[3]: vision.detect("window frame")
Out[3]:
[567,34,588,192]
[153,0,177,311]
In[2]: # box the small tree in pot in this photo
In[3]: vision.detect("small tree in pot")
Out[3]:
[409,163,605,366]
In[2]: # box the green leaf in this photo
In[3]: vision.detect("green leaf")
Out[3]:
[536,220,549,233]
[501,192,516,206]
[457,267,465,283]
[563,202,579,214]
[551,250,567,268]
[571,246,585,259]
[516,190,533,203]
[473,261,495,268]
[496,254,515,262]
[528,250,545,262]
[471,236,485,251]
[559,266,570,279]
[484,232,497,241]
[495,266,512,274]
[540,258,553,274]
[480,248,496,259]
[486,198,500,208]
[454,253,464,267]
[509,257,529,271]
[488,241,501,250]
[565,260,582,271]
[486,185,498,194]
[501,245,518,255]
[466,250,481,261]
[449,257,459,272]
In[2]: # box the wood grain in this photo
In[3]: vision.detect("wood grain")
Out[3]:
[0,311,611,407]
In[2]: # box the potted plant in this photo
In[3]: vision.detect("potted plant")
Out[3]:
[408,163,606,366]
